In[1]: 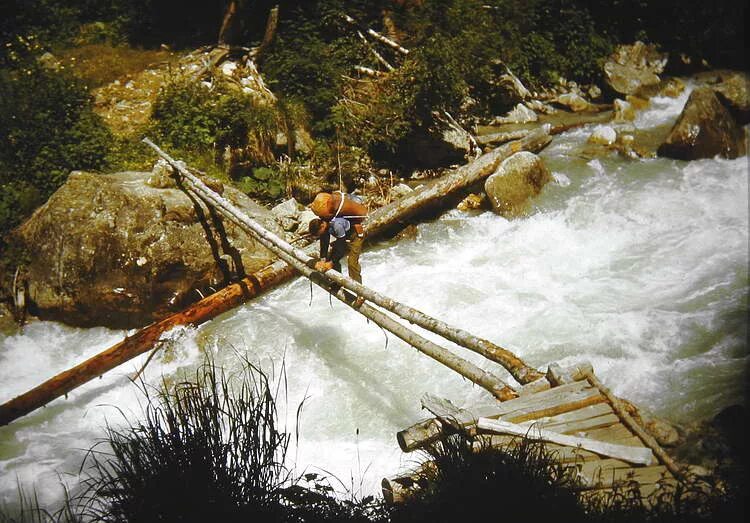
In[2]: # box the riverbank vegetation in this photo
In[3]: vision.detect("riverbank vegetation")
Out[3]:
[1,0,745,237]
[0,358,743,522]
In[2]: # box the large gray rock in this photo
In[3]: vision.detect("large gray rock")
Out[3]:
[603,41,667,95]
[484,152,552,217]
[657,87,745,160]
[16,170,282,328]
[712,72,750,124]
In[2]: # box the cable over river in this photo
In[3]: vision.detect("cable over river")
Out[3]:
[1,85,747,509]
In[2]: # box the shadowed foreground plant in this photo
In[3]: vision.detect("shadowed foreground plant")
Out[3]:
[77,359,291,522]
[72,358,383,522]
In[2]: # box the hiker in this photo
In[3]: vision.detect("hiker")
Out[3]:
[309,191,368,304]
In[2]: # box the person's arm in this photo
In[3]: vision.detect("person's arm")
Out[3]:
[319,227,330,260]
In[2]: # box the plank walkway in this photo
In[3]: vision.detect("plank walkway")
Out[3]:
[384,366,699,506]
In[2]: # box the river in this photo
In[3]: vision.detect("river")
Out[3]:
[1,84,747,510]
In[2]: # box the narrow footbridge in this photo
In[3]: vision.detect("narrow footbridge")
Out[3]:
[0,135,699,505]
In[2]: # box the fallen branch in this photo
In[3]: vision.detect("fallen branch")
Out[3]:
[354,65,386,77]
[356,30,394,71]
[342,13,409,56]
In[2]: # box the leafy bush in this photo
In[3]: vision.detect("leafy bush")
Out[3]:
[150,78,278,155]
[0,37,112,236]
[236,167,286,201]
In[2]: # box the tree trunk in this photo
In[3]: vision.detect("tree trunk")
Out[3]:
[365,126,552,238]
[0,262,295,426]
[218,0,240,45]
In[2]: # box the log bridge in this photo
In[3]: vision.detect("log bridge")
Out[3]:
[0,130,698,506]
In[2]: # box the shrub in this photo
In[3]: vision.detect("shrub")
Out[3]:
[150,78,278,156]
[0,37,112,237]
[78,359,292,522]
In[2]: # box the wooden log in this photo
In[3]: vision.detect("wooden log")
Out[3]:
[147,140,517,401]
[342,14,410,55]
[0,262,294,426]
[396,418,443,452]
[365,126,551,239]
[255,5,279,63]
[356,30,394,71]
[151,139,545,387]
[477,417,655,465]
[584,372,686,482]
[1,130,550,425]
[354,65,386,77]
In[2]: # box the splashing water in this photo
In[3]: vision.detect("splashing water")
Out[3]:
[1,85,747,509]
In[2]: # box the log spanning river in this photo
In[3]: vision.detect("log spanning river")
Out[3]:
[1,85,747,509]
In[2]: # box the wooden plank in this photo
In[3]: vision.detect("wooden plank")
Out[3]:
[502,389,605,423]
[533,402,613,425]
[584,372,686,482]
[544,413,620,434]
[477,418,655,465]
[418,381,593,429]
[420,394,466,429]
[583,424,634,443]
[488,380,592,417]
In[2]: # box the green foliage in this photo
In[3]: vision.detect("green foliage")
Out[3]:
[0,37,112,237]
[236,167,286,201]
[150,78,278,153]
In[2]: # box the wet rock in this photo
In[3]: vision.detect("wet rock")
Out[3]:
[613,99,636,122]
[674,405,747,474]
[491,103,538,124]
[15,171,282,328]
[525,99,557,115]
[271,198,302,232]
[389,183,413,200]
[588,126,617,146]
[657,87,745,160]
[555,92,591,112]
[712,72,750,124]
[604,41,667,95]
[38,52,61,71]
[457,193,486,211]
[295,209,319,236]
[484,152,552,217]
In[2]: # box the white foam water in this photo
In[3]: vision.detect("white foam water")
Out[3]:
[1,83,747,509]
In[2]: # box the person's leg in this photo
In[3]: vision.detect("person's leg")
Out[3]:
[347,234,364,284]
[330,237,347,273]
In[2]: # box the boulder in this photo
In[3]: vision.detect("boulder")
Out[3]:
[603,41,667,95]
[457,193,486,211]
[484,152,552,217]
[388,183,413,200]
[295,209,319,236]
[712,72,750,124]
[271,198,302,232]
[555,92,591,112]
[588,126,617,146]
[491,103,538,124]
[613,99,636,122]
[15,169,282,328]
[657,87,745,160]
